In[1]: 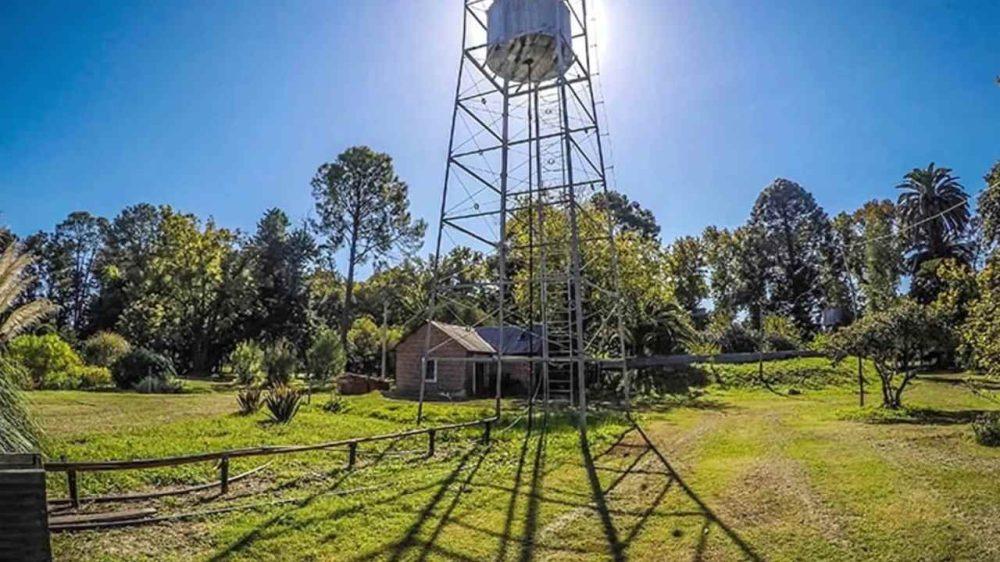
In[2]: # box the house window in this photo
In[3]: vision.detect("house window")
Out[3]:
[424,359,438,383]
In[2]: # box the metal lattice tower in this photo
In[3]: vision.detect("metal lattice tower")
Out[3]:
[419,0,629,424]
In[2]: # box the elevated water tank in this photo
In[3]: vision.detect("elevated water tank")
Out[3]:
[486,0,574,83]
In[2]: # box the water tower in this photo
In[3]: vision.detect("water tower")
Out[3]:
[419,0,627,424]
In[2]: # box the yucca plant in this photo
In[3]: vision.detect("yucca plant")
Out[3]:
[236,386,263,415]
[0,242,57,453]
[265,384,302,423]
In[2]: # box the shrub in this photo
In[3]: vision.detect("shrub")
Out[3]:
[133,375,183,394]
[227,341,265,386]
[69,365,113,389]
[265,385,302,423]
[323,393,347,413]
[264,339,299,388]
[237,387,263,414]
[81,331,131,368]
[112,348,177,390]
[307,327,346,401]
[7,334,84,389]
[972,412,1000,446]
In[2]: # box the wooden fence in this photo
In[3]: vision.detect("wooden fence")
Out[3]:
[45,417,497,509]
[628,350,821,369]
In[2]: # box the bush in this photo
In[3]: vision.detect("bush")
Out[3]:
[134,375,183,394]
[7,334,84,389]
[972,412,1000,446]
[265,385,302,423]
[323,393,347,413]
[112,348,177,390]
[81,332,131,368]
[237,387,263,414]
[227,341,265,386]
[69,365,113,389]
[264,339,299,388]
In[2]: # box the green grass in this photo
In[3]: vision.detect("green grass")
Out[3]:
[35,365,1000,561]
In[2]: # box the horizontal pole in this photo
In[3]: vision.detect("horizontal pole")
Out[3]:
[45,417,499,473]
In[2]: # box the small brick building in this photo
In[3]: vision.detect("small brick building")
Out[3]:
[394,321,540,400]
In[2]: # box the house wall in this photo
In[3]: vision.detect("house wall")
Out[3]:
[395,324,473,398]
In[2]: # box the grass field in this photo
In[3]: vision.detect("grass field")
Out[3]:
[32,362,1000,561]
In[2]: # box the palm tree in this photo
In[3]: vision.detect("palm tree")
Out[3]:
[896,163,971,272]
[0,242,57,453]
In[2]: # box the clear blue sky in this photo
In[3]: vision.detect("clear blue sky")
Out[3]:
[2,0,998,251]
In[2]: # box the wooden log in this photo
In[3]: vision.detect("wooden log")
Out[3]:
[427,429,436,458]
[49,508,156,527]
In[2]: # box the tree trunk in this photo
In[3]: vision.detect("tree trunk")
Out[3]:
[340,236,358,352]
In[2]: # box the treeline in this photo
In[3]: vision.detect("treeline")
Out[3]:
[3,153,1000,384]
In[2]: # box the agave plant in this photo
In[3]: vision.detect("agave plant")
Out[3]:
[264,385,302,423]
[0,242,57,453]
[236,386,264,415]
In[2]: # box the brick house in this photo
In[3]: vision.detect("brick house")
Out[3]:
[394,321,540,400]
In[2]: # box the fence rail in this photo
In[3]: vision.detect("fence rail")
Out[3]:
[45,416,498,509]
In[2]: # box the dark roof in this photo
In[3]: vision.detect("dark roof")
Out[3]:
[474,326,542,355]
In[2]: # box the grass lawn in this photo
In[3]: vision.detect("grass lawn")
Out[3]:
[32,366,1000,561]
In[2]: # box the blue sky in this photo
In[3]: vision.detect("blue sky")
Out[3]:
[2,0,998,253]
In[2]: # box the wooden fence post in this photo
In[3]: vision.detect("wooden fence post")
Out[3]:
[481,420,492,444]
[427,430,436,458]
[219,455,230,495]
[63,455,79,510]
[347,442,358,469]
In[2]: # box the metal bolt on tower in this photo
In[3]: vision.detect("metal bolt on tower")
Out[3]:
[418,0,629,426]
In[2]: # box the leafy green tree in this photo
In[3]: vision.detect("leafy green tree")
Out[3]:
[311,146,427,347]
[89,204,167,333]
[832,201,904,314]
[827,299,951,408]
[665,236,708,325]
[748,179,832,333]
[592,190,661,240]
[248,208,317,349]
[975,161,1000,251]
[896,163,971,301]
[347,315,396,374]
[46,212,108,333]
[962,254,1000,378]
[117,209,255,375]
[701,226,741,318]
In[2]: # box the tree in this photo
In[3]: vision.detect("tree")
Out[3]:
[664,236,708,326]
[832,201,904,314]
[701,226,741,318]
[311,146,426,347]
[748,179,832,333]
[248,208,317,350]
[117,209,255,375]
[962,254,1000,378]
[592,190,661,240]
[45,212,108,333]
[827,299,951,409]
[0,242,56,453]
[347,315,400,374]
[91,204,167,333]
[306,327,346,402]
[975,161,1000,251]
[896,163,971,302]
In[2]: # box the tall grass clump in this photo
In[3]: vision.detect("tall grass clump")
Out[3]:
[0,242,57,452]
